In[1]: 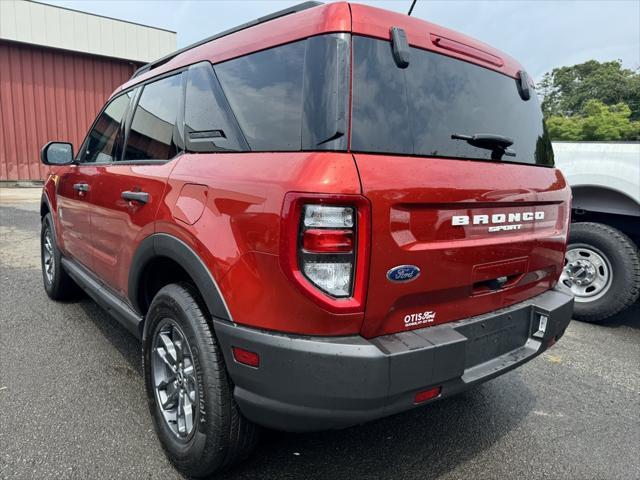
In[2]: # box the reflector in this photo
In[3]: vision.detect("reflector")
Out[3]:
[414,387,441,404]
[232,347,260,367]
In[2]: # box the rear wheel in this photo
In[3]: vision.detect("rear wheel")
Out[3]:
[143,283,258,477]
[561,222,640,322]
[40,213,79,300]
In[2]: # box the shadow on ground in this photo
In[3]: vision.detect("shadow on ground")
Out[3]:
[600,302,640,330]
[77,293,536,480]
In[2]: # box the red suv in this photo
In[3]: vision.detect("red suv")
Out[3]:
[39,2,573,476]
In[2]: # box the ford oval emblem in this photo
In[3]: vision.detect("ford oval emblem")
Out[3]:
[386,265,421,283]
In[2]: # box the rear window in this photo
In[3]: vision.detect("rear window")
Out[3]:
[351,36,553,166]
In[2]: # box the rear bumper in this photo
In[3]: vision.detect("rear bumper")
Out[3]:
[214,286,573,432]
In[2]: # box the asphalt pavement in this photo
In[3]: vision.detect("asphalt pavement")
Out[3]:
[1,191,639,480]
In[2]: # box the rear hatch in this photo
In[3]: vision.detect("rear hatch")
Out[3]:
[349,34,571,338]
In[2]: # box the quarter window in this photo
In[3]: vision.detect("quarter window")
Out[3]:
[215,40,305,151]
[123,73,182,161]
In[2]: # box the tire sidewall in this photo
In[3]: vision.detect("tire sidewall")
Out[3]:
[567,224,638,320]
[143,284,230,473]
[41,213,60,296]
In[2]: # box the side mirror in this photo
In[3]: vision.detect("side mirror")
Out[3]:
[40,141,74,166]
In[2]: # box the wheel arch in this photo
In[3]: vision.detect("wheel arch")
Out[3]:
[129,233,233,339]
[571,185,640,218]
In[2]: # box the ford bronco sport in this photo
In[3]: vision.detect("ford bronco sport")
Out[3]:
[39,2,574,476]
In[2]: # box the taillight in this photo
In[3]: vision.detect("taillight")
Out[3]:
[301,206,356,297]
[280,193,370,313]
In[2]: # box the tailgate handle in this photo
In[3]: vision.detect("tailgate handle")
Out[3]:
[471,257,529,294]
[473,274,521,293]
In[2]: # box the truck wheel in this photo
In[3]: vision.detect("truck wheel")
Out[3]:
[143,283,258,477]
[40,213,79,300]
[561,222,640,322]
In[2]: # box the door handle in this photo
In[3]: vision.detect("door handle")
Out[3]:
[121,191,149,204]
[73,183,89,192]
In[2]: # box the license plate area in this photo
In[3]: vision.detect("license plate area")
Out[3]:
[455,307,531,369]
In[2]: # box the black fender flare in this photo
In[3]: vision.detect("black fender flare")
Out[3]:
[40,192,51,217]
[129,233,233,338]
[40,192,59,242]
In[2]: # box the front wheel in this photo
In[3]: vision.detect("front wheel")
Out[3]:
[561,222,640,322]
[143,283,258,477]
[41,213,79,300]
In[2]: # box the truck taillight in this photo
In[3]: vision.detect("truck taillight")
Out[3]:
[280,193,370,313]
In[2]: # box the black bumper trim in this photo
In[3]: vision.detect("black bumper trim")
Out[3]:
[214,286,573,432]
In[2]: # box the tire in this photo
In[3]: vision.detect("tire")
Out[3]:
[143,282,259,477]
[561,222,640,322]
[40,213,79,300]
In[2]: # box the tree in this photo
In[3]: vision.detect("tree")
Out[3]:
[546,100,640,141]
[538,60,640,121]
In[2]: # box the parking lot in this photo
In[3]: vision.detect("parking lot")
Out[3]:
[1,189,639,480]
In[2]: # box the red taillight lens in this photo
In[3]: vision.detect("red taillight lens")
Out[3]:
[232,347,260,367]
[302,229,354,253]
[414,387,441,404]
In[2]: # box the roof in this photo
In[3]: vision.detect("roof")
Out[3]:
[119,1,523,93]
[0,0,176,63]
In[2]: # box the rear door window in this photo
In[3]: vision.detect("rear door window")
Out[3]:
[123,73,183,161]
[184,64,248,152]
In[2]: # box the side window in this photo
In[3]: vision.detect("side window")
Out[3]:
[123,73,182,161]
[184,65,248,152]
[80,93,130,163]
[214,40,305,151]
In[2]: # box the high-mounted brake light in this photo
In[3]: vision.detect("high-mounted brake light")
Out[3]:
[280,193,371,313]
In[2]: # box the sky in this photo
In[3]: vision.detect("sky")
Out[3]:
[41,0,640,81]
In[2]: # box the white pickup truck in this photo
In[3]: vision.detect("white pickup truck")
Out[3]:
[554,141,640,322]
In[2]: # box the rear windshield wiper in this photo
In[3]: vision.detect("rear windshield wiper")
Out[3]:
[451,133,516,160]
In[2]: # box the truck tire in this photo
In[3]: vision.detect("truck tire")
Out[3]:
[40,213,79,300]
[561,222,640,322]
[143,282,259,478]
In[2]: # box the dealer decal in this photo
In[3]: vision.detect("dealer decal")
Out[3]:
[404,310,436,328]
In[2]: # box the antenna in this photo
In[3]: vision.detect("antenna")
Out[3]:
[407,0,417,16]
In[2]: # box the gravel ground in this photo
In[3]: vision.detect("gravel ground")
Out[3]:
[1,196,639,480]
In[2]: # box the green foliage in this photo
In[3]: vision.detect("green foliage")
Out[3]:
[546,100,640,141]
[539,59,640,141]
[538,60,640,121]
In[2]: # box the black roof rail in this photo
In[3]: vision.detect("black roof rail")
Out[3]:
[131,1,323,79]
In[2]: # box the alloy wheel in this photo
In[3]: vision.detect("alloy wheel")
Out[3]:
[151,319,199,439]
[43,228,55,283]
